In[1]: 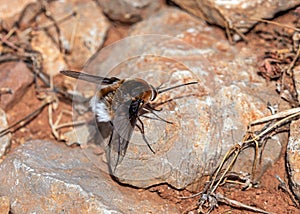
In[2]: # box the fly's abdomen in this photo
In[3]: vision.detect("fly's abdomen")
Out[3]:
[90,95,111,122]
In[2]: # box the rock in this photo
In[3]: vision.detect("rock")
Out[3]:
[31,31,67,76]
[287,119,300,201]
[288,65,300,201]
[293,65,300,102]
[0,0,34,20]
[32,0,110,72]
[64,124,96,146]
[171,0,300,37]
[0,196,10,214]
[98,0,162,23]
[0,140,179,213]
[0,61,33,110]
[0,108,11,159]
[71,8,284,190]
[0,0,43,31]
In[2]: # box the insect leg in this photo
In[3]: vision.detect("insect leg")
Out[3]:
[136,118,155,154]
[107,122,122,172]
[145,103,163,112]
[143,104,173,124]
[114,135,122,171]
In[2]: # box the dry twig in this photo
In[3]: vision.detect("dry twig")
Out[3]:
[251,18,300,32]
[0,96,54,137]
[193,106,300,213]
[209,193,273,214]
[276,175,299,207]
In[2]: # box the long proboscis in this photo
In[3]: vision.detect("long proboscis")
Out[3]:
[157,81,198,94]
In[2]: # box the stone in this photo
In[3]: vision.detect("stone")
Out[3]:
[0,196,10,214]
[288,65,300,201]
[70,8,284,190]
[293,65,300,102]
[64,124,96,146]
[0,61,33,110]
[98,0,162,23]
[32,0,110,72]
[287,119,300,201]
[0,140,179,213]
[31,31,67,76]
[171,0,300,36]
[0,107,11,159]
[0,0,34,20]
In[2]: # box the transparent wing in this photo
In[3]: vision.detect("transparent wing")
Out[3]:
[60,70,120,84]
[106,80,151,171]
[107,99,138,171]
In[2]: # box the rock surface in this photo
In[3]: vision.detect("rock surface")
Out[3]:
[288,66,300,202]
[98,0,162,23]
[31,0,110,73]
[0,61,33,110]
[31,31,67,76]
[0,108,11,159]
[287,119,300,201]
[171,0,300,36]
[0,140,179,213]
[72,8,284,190]
[294,65,300,102]
[0,196,10,214]
[0,0,34,21]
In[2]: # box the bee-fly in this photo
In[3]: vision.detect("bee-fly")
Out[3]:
[60,70,197,171]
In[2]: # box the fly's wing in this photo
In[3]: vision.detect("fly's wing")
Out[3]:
[107,98,141,171]
[60,70,120,84]
[107,82,144,170]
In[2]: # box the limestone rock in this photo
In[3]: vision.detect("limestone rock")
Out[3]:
[71,8,283,190]
[98,0,162,23]
[0,140,179,213]
[32,0,110,72]
[0,62,33,110]
[0,0,34,20]
[287,119,300,201]
[171,0,300,37]
[0,196,10,214]
[0,108,11,159]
